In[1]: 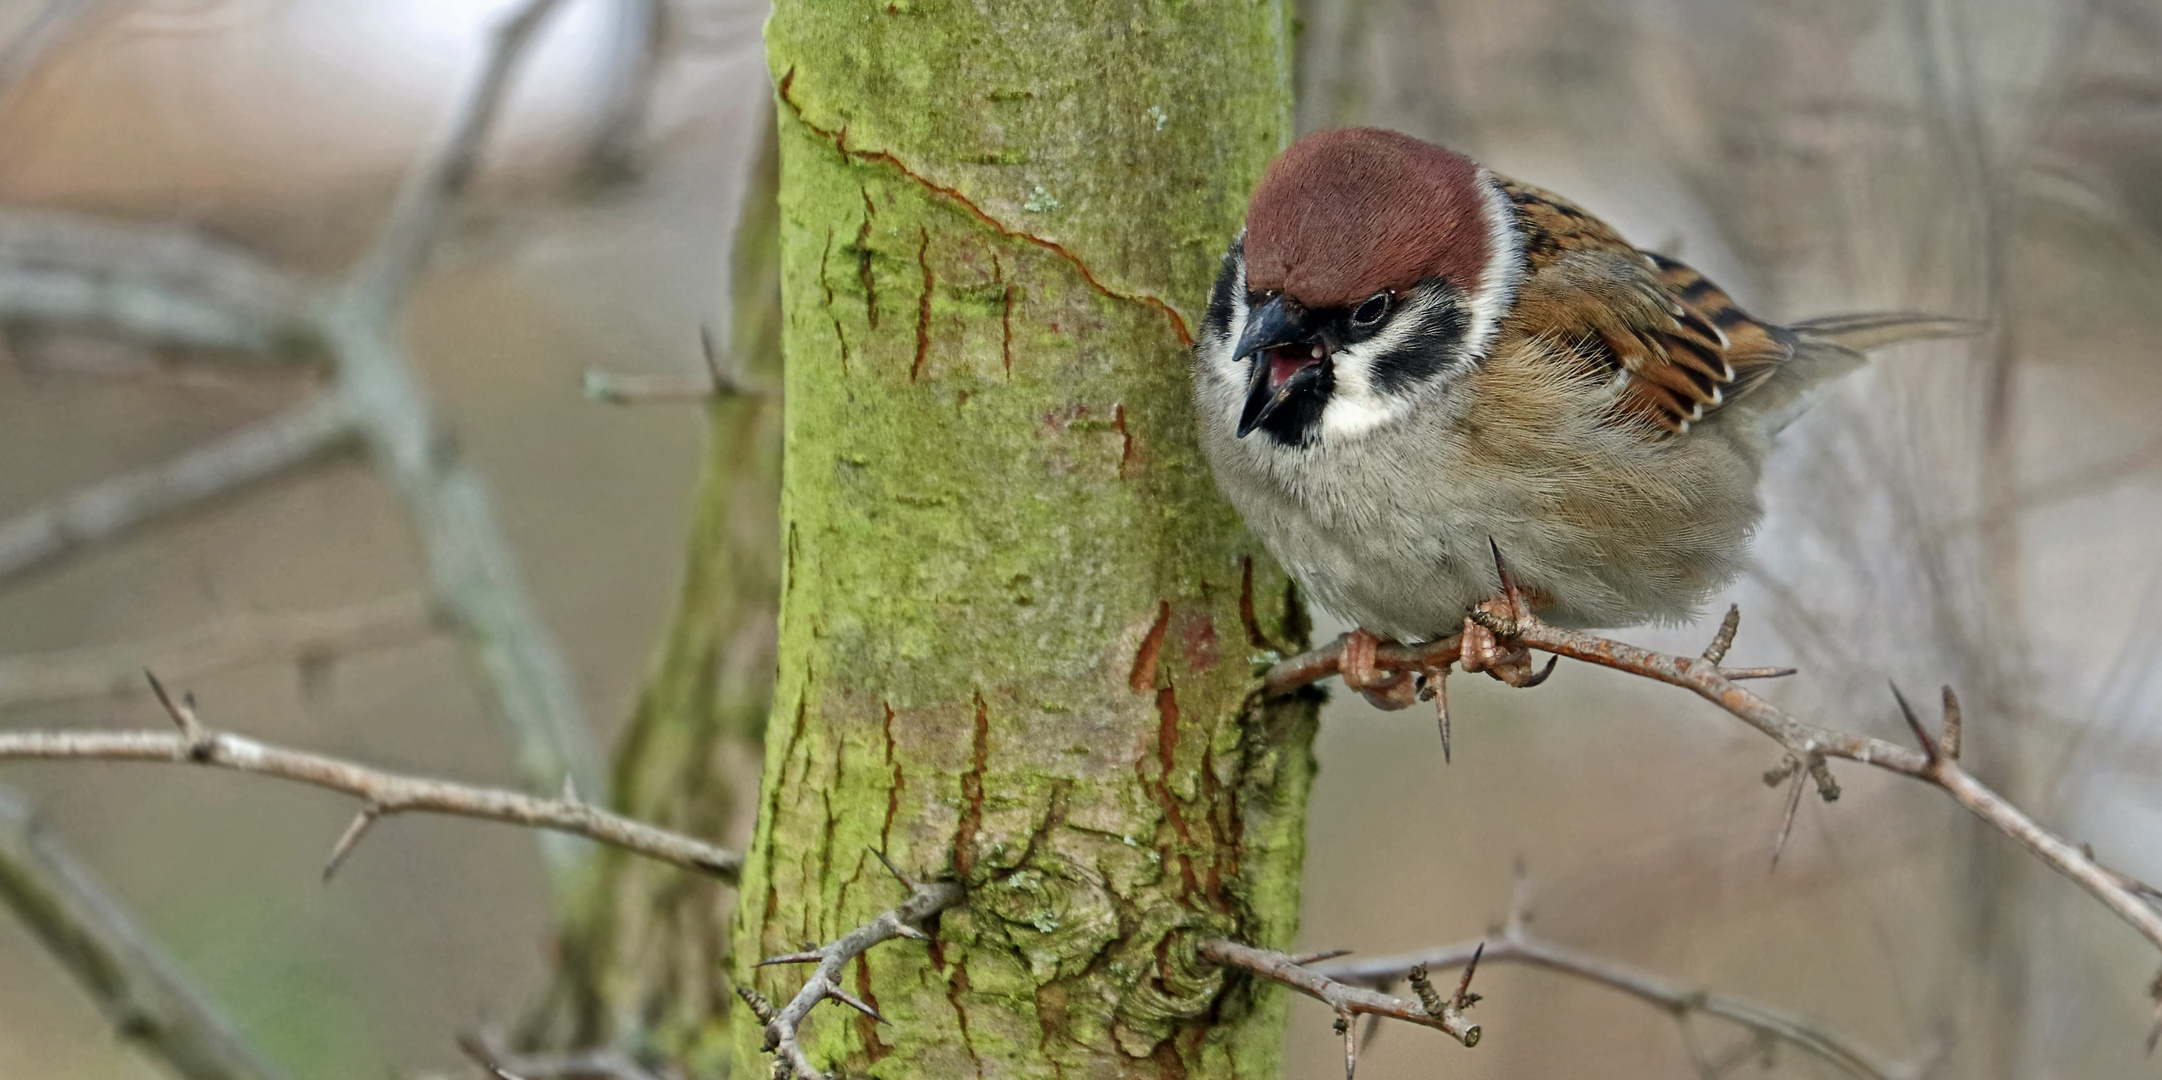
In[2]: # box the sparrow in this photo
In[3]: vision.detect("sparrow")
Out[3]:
[1193,127,1973,710]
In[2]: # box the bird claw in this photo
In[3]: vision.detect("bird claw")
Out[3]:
[1340,627,1421,711]
[1459,600,1546,687]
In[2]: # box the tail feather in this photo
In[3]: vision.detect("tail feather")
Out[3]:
[1789,312,1985,353]
[1750,312,1983,435]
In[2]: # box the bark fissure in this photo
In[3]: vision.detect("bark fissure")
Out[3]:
[777,68,1198,347]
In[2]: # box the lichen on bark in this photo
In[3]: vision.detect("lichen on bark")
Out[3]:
[733,2,1318,1077]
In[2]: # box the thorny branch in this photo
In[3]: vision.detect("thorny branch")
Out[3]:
[1308,868,1920,1080]
[0,673,742,881]
[1199,937,1481,1077]
[0,787,296,1080]
[738,855,961,1080]
[583,326,777,404]
[1262,600,2162,1024]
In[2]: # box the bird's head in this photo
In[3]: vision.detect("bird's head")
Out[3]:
[1199,128,1525,447]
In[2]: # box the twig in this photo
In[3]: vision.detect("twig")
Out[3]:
[0,786,296,1080]
[745,859,960,1080]
[1199,937,1480,1077]
[0,593,437,709]
[1311,902,1911,1080]
[583,326,777,404]
[1263,609,2162,971]
[0,673,742,881]
[0,394,359,584]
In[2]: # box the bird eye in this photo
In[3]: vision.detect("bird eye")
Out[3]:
[1351,291,1391,327]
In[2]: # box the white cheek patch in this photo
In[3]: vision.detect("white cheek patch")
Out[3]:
[1318,287,1449,442]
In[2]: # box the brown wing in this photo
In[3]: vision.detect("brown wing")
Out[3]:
[1496,176,1793,435]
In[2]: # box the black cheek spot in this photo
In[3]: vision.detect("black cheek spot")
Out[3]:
[1367,286,1471,397]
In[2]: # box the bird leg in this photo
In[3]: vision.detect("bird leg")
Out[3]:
[1339,627,1423,711]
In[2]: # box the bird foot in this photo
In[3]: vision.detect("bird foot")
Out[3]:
[1339,627,1423,711]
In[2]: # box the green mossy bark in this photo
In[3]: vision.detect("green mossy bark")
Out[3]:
[734,3,1318,1077]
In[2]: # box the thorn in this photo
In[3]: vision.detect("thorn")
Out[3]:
[893,923,931,942]
[144,670,210,754]
[560,773,581,805]
[1487,537,1525,621]
[823,978,887,1023]
[322,804,383,881]
[870,847,916,890]
[1433,666,1452,764]
[1723,666,1798,680]
[1287,948,1354,965]
[755,951,825,967]
[1335,1010,1357,1080]
[1890,682,1940,766]
[1940,685,1963,762]
[1771,768,1805,870]
[1703,604,1740,665]
[1453,942,1485,1010]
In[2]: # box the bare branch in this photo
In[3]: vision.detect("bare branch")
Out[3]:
[747,871,962,1080]
[338,0,572,318]
[0,593,436,710]
[0,675,742,880]
[0,209,315,357]
[1201,937,1479,1078]
[0,394,359,584]
[583,327,779,405]
[0,787,296,1080]
[1264,613,2162,975]
[1312,928,1911,1080]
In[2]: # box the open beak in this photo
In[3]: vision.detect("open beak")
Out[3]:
[1234,294,1329,438]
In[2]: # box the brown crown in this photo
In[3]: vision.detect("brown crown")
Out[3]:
[1243,128,1493,311]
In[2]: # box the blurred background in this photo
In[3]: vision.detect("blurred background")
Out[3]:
[1,1,2158,1078]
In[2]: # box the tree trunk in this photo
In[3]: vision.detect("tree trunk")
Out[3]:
[733,3,1318,1077]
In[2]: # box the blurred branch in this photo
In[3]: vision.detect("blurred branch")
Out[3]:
[310,0,604,885]
[0,210,316,357]
[0,394,359,584]
[0,0,602,892]
[1310,868,1919,1080]
[582,326,776,404]
[1264,606,2162,975]
[0,673,742,880]
[741,858,960,1080]
[0,593,436,710]
[338,0,570,319]
[0,787,296,1080]
[574,0,668,185]
[0,0,113,106]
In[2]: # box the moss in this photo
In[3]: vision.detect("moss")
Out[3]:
[734,2,1313,1077]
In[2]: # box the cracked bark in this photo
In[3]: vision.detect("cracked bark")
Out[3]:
[735,3,1316,1077]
